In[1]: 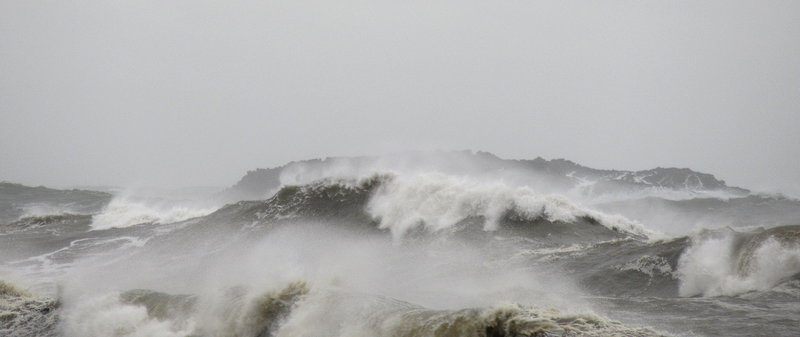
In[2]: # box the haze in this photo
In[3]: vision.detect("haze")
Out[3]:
[1,1,798,194]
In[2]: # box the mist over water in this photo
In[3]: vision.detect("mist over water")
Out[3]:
[2,152,799,337]
[2,0,799,335]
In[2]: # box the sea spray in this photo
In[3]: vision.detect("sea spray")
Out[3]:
[91,196,219,230]
[677,225,800,296]
[366,173,651,240]
[0,279,59,337]
[4,166,800,337]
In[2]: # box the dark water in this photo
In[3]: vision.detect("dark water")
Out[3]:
[1,165,799,337]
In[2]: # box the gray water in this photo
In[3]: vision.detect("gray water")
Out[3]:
[2,156,799,337]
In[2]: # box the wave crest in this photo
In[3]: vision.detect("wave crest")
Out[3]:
[366,173,650,240]
[677,225,800,296]
[91,197,218,230]
[381,304,666,337]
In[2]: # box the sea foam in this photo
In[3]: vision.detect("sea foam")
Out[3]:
[366,173,651,240]
[677,228,800,296]
[91,197,218,230]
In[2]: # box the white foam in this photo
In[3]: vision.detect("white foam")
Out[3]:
[19,204,78,219]
[580,186,744,204]
[60,293,194,337]
[366,173,651,240]
[54,222,593,337]
[617,255,675,278]
[677,232,800,296]
[91,197,218,230]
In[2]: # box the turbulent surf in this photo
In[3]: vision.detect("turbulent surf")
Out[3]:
[1,151,799,337]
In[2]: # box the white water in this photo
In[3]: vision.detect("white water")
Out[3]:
[366,173,652,240]
[677,231,800,296]
[91,196,219,230]
[6,171,799,337]
[19,204,80,219]
[61,293,194,337]
[53,221,596,337]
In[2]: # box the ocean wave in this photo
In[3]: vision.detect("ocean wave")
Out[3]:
[91,197,219,230]
[18,204,83,219]
[0,279,59,337]
[276,288,666,337]
[378,303,667,337]
[677,225,800,296]
[366,173,652,240]
[0,214,92,235]
[616,255,676,279]
[60,292,193,337]
[53,279,666,337]
[58,281,309,337]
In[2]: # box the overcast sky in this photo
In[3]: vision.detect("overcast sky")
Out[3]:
[1,1,799,194]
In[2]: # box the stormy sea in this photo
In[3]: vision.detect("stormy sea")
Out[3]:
[1,151,799,337]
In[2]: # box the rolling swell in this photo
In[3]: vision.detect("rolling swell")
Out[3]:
[33,174,673,336]
[377,304,666,337]
[0,182,112,225]
[183,174,644,243]
[0,214,92,236]
[5,164,800,337]
[560,224,800,298]
[547,237,688,297]
[142,173,644,262]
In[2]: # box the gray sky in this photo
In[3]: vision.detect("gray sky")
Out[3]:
[1,1,799,194]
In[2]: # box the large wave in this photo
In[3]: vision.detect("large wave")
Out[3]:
[677,225,800,296]
[55,281,667,337]
[366,173,652,240]
[4,168,800,337]
[42,210,665,337]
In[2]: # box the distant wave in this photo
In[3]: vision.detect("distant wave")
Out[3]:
[90,196,219,230]
[5,168,800,337]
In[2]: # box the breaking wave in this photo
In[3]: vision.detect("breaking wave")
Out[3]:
[677,225,800,296]
[277,290,666,337]
[91,196,219,230]
[0,279,59,337]
[377,304,666,337]
[57,281,666,337]
[4,166,800,337]
[366,173,652,240]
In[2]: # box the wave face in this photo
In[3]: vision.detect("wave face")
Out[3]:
[366,173,650,242]
[0,182,111,225]
[677,225,800,296]
[2,154,800,337]
[224,151,749,202]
